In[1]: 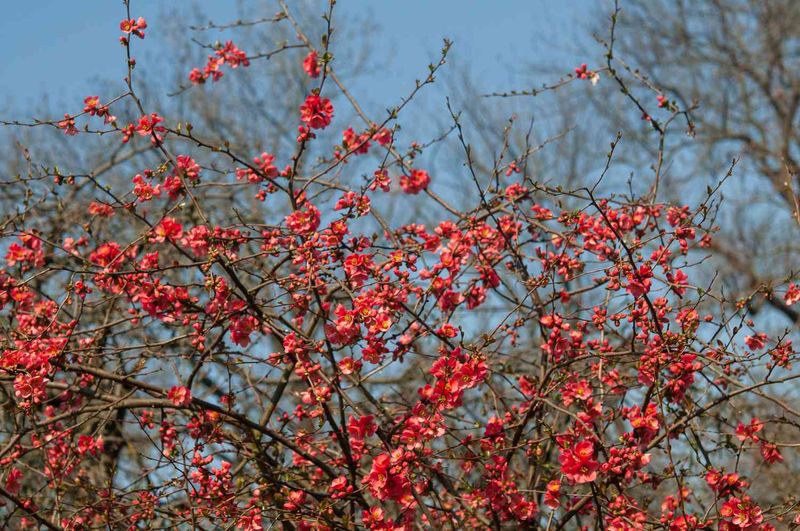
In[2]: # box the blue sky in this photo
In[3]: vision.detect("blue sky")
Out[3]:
[0,1,597,113]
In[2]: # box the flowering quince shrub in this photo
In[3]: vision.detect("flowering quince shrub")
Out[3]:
[2,2,800,530]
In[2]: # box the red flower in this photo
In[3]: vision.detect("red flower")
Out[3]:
[669,268,689,295]
[544,479,561,508]
[364,451,412,503]
[58,114,78,135]
[77,435,104,456]
[89,242,124,268]
[176,155,201,182]
[132,174,161,202]
[189,68,206,84]
[253,152,279,179]
[88,202,114,218]
[373,127,393,146]
[299,94,334,130]
[399,169,430,194]
[744,333,767,351]
[120,17,147,39]
[760,442,783,464]
[136,113,166,144]
[328,475,353,499]
[625,403,660,443]
[342,127,371,154]
[559,440,600,484]
[168,386,192,407]
[785,283,800,305]
[282,490,306,511]
[218,41,249,68]
[285,203,321,235]
[303,51,320,78]
[188,41,249,84]
[574,63,590,78]
[348,415,377,439]
[735,418,763,443]
[83,96,99,114]
[152,217,183,243]
[720,496,763,529]
[626,264,653,298]
[5,468,22,495]
[706,470,747,497]
[369,169,391,192]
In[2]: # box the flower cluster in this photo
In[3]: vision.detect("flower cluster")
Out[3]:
[189,41,250,84]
